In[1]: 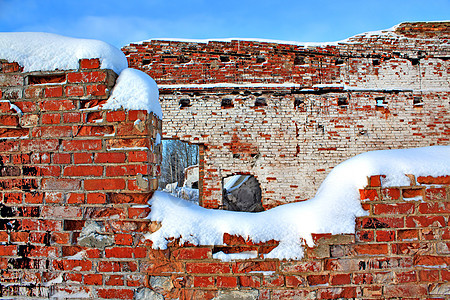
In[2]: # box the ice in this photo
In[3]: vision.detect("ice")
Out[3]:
[0,32,127,74]
[104,68,162,119]
[146,146,450,260]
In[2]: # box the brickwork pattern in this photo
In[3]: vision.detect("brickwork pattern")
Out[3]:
[0,58,162,298]
[123,22,450,208]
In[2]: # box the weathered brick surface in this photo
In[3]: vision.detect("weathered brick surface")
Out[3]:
[0,58,162,299]
[123,21,450,208]
[1,23,449,299]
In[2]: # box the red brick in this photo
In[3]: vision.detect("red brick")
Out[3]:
[419,269,440,282]
[384,284,427,298]
[0,245,18,256]
[358,217,404,229]
[425,187,447,200]
[62,139,102,151]
[41,113,61,124]
[128,206,150,219]
[63,112,82,123]
[96,288,134,300]
[106,165,147,177]
[406,216,446,227]
[65,85,84,97]
[376,230,395,242]
[232,261,277,273]
[356,230,374,242]
[80,58,101,69]
[86,193,107,204]
[86,84,106,96]
[417,175,450,185]
[84,178,126,191]
[359,189,379,201]
[10,232,29,243]
[44,86,63,98]
[307,274,329,286]
[239,275,261,288]
[104,247,134,258]
[73,125,114,137]
[40,99,75,111]
[217,276,237,288]
[94,152,126,163]
[42,178,81,191]
[414,255,450,267]
[172,248,210,260]
[63,165,103,176]
[43,204,81,217]
[186,262,230,274]
[73,152,93,164]
[65,273,83,283]
[330,274,351,285]
[285,275,306,287]
[373,203,414,215]
[318,287,357,299]
[402,188,423,199]
[369,175,385,187]
[395,270,417,283]
[53,259,92,271]
[193,276,215,287]
[114,234,133,246]
[381,188,401,200]
[51,232,70,244]
[105,275,124,286]
[24,192,44,204]
[418,202,450,214]
[128,151,148,162]
[52,153,71,164]
[67,71,106,83]
[106,111,126,122]
[397,229,419,241]
[0,115,19,126]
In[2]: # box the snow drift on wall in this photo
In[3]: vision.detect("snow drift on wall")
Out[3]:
[146,146,450,260]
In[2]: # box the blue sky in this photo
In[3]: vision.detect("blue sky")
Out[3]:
[0,0,448,48]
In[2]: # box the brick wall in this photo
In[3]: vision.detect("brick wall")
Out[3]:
[122,21,450,208]
[0,58,162,298]
[3,170,446,299]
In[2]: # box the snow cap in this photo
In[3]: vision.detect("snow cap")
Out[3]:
[104,68,162,119]
[0,32,128,74]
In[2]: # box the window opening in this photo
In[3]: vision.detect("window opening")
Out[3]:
[413,96,424,107]
[222,174,263,212]
[160,139,199,204]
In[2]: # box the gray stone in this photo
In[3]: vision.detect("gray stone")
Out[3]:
[135,288,164,300]
[213,290,259,300]
[78,221,114,249]
[150,276,174,293]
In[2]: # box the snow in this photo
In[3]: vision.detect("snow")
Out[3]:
[104,68,163,119]
[212,250,258,262]
[0,32,127,74]
[0,100,23,115]
[146,146,450,260]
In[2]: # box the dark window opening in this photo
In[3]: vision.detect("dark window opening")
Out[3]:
[222,174,263,212]
[372,59,380,66]
[256,55,266,63]
[142,59,151,65]
[335,58,344,65]
[28,74,66,85]
[338,97,348,108]
[179,98,191,108]
[254,97,267,107]
[220,56,230,62]
[294,55,305,66]
[413,96,424,107]
[221,98,234,108]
